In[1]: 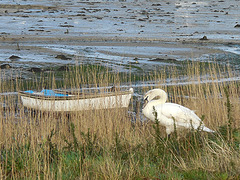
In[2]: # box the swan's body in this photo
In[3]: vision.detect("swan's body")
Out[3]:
[142,89,214,135]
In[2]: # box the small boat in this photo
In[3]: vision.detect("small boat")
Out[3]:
[19,88,134,112]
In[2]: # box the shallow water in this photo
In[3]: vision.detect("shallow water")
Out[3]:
[0,0,239,80]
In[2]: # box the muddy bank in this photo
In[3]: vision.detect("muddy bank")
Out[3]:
[1,0,240,41]
[0,0,239,80]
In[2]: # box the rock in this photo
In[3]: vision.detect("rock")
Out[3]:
[28,67,42,73]
[76,14,86,16]
[64,29,69,34]
[152,3,161,6]
[129,60,139,64]
[234,24,240,28]
[59,24,74,27]
[0,64,12,69]
[199,35,208,40]
[55,55,71,60]
[9,55,21,60]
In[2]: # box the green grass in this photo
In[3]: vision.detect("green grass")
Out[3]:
[1,119,240,179]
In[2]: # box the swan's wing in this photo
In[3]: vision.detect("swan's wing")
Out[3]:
[155,103,202,128]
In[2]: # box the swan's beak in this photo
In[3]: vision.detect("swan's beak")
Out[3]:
[143,96,149,108]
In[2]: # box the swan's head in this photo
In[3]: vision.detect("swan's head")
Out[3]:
[143,88,168,108]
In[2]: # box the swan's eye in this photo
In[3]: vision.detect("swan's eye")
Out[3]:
[143,96,149,108]
[144,96,148,102]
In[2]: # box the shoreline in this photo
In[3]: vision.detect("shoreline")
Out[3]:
[1,34,240,44]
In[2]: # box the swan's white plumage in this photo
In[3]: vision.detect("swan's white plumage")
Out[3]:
[142,89,214,135]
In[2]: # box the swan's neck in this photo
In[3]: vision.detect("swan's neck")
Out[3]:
[143,98,167,116]
[145,99,165,109]
[142,99,163,120]
[142,88,168,112]
[154,97,166,104]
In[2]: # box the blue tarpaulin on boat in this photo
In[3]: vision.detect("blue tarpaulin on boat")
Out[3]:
[25,89,68,97]
[41,89,68,96]
[25,90,34,94]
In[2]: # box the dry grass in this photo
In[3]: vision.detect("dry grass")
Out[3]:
[0,62,239,179]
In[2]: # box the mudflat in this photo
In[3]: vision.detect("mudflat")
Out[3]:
[0,0,240,79]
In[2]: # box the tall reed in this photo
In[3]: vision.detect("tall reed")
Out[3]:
[0,61,239,179]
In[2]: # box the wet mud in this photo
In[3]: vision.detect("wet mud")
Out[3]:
[0,0,239,80]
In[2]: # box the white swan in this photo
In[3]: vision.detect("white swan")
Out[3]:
[142,89,214,135]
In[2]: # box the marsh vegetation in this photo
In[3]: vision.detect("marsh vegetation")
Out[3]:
[0,62,239,179]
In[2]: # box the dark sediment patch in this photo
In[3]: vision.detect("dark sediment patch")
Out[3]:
[57,65,69,71]
[59,25,74,28]
[0,64,12,69]
[128,60,139,65]
[27,67,42,73]
[9,55,21,60]
[149,58,178,63]
[0,4,57,10]
[152,4,161,6]
[55,55,72,60]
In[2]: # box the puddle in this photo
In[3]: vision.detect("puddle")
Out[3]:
[216,45,240,55]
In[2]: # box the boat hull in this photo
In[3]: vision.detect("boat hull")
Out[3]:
[20,88,133,112]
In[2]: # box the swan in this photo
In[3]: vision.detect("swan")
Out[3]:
[142,89,214,136]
